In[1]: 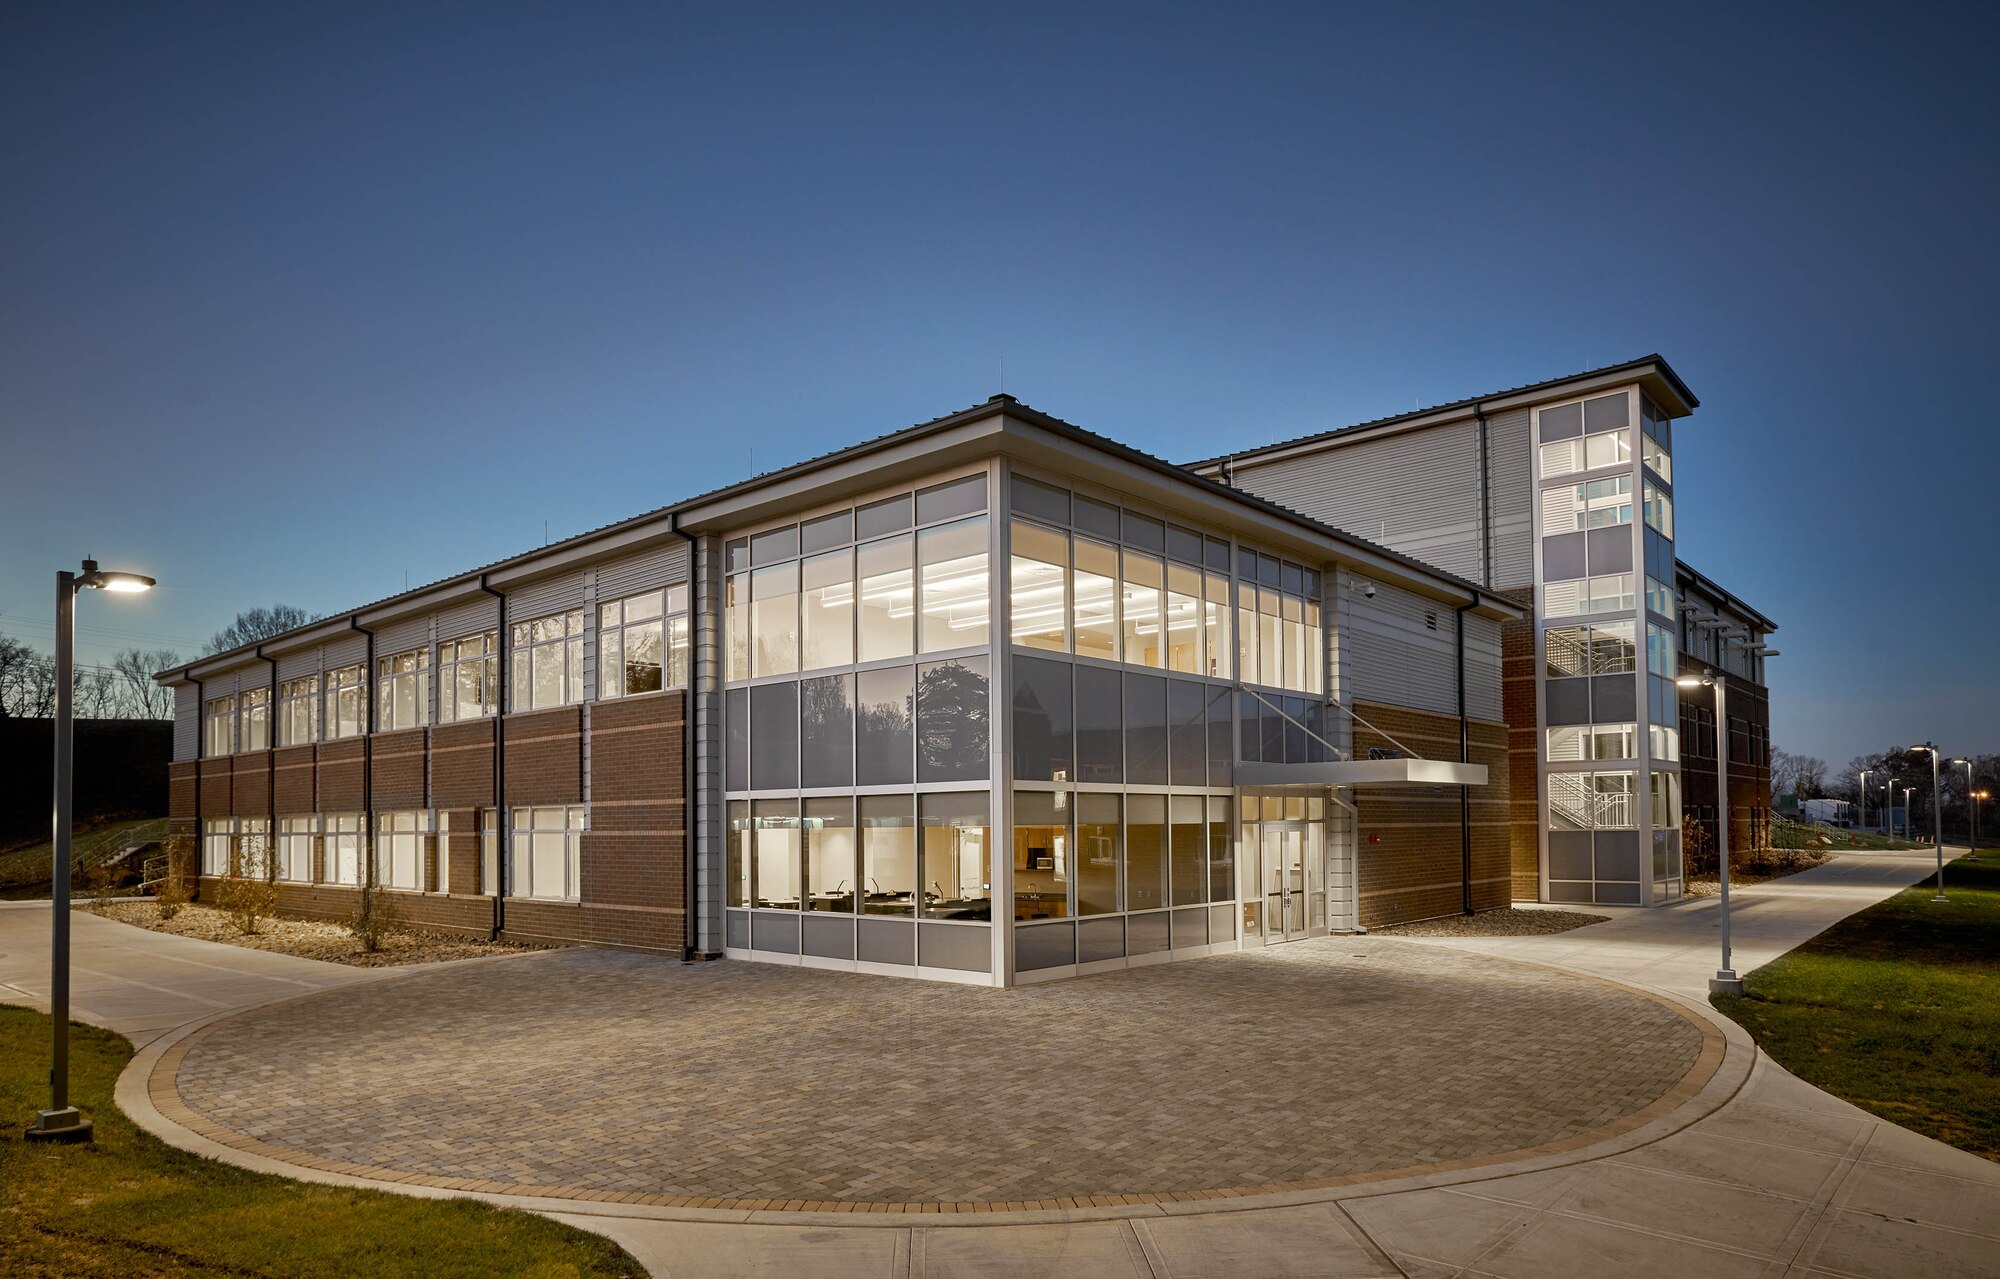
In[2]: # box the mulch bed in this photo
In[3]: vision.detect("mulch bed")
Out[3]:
[82,899,554,967]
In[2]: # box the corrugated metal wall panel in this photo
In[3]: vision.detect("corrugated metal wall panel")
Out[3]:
[436,596,499,641]
[321,633,366,670]
[274,646,321,682]
[508,572,586,621]
[596,542,688,600]
[173,684,199,760]
[1466,613,1503,722]
[371,613,429,657]
[1338,571,1460,718]
[1235,420,1483,581]
[1486,408,1533,588]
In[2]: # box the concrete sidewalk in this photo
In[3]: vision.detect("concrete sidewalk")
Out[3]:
[0,900,389,1048]
[8,854,2000,1278]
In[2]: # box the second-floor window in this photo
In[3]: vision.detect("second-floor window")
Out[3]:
[375,648,430,731]
[203,695,236,756]
[323,664,367,739]
[510,610,583,711]
[279,676,318,745]
[599,586,690,697]
[439,631,498,722]
[239,686,270,751]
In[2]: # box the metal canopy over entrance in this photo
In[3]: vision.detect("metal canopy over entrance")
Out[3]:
[1235,758,1489,788]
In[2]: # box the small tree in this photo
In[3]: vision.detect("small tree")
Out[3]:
[1682,812,1717,878]
[347,884,398,953]
[216,829,277,934]
[156,833,196,921]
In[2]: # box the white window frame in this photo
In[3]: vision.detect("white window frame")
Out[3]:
[278,675,319,746]
[374,647,431,732]
[509,804,584,901]
[509,610,584,711]
[373,810,430,891]
[203,695,237,757]
[238,687,270,752]
[323,664,368,740]
[324,813,362,886]
[277,815,316,883]
[599,586,689,699]
[439,631,499,722]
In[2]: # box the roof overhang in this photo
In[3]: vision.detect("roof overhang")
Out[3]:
[1235,759,1490,788]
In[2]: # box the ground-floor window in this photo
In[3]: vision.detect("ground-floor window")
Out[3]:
[375,810,429,891]
[510,805,583,900]
[201,818,232,876]
[277,816,314,882]
[730,792,994,921]
[1011,788,1231,922]
[324,813,362,886]
[235,817,271,879]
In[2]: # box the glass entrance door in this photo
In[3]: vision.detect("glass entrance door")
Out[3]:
[1261,822,1309,942]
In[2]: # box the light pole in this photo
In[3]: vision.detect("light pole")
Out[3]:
[1908,743,1946,903]
[1859,769,1871,832]
[1679,668,1741,995]
[26,558,156,1145]
[1975,789,1991,852]
[1952,759,1972,847]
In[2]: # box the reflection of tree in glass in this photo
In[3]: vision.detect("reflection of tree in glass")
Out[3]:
[918,661,989,779]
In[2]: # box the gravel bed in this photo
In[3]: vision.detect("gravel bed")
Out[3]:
[1373,907,1609,937]
[82,899,553,967]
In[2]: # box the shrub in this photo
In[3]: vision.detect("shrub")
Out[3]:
[155,834,195,922]
[1683,813,1717,877]
[215,834,277,934]
[347,884,399,953]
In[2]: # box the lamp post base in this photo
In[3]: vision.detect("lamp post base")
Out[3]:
[25,1107,93,1144]
[1708,971,1744,996]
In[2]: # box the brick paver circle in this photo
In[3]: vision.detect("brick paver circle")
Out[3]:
[174,938,1704,1205]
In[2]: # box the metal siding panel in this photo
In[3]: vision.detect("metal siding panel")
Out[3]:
[275,646,321,681]
[1234,420,1483,580]
[508,572,586,620]
[321,633,366,669]
[1342,578,1459,717]
[437,597,499,641]
[372,613,429,656]
[173,685,199,760]
[596,542,689,599]
[1466,613,1503,722]
[1486,408,1533,588]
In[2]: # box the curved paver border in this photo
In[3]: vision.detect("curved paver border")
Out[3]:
[130,952,1730,1222]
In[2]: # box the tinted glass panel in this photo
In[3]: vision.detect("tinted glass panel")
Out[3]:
[1121,511,1164,551]
[1124,672,1168,785]
[916,474,987,523]
[1125,793,1167,911]
[1165,524,1203,565]
[860,793,915,915]
[801,509,853,553]
[1207,685,1233,784]
[749,682,798,790]
[1012,475,1070,525]
[800,674,854,788]
[1013,789,1070,921]
[1169,794,1205,906]
[917,656,989,782]
[1583,392,1628,434]
[1074,664,1122,784]
[804,797,856,912]
[1539,402,1583,441]
[1073,494,1120,540]
[726,687,748,791]
[854,666,914,785]
[751,525,799,566]
[855,493,913,540]
[1168,679,1206,786]
[1011,655,1073,782]
[1076,793,1120,915]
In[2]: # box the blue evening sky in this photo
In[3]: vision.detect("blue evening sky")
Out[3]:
[3,3,1995,769]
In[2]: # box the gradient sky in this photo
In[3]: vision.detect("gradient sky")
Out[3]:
[4,3,1995,769]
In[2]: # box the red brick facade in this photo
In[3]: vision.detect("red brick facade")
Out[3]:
[168,691,689,955]
[1351,702,1513,928]
[1494,585,1542,900]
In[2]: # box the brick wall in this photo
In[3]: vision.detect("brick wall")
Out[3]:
[503,706,583,806]
[370,727,427,810]
[230,753,271,818]
[198,759,232,820]
[1351,701,1512,928]
[432,719,495,808]
[318,738,365,812]
[169,760,197,837]
[575,691,687,953]
[1680,667,1773,862]
[273,744,316,814]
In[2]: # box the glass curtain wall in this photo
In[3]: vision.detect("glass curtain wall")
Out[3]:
[1535,389,1680,905]
[723,471,995,973]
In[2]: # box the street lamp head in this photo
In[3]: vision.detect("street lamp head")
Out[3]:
[1676,667,1717,689]
[75,558,154,594]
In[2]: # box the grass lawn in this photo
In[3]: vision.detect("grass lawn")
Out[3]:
[0,1006,640,1278]
[1712,847,2000,1161]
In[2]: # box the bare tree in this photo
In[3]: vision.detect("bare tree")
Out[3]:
[202,604,321,656]
[1772,748,1828,800]
[72,665,122,719]
[110,647,181,719]
[0,637,57,718]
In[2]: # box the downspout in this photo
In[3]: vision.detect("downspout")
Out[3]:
[1474,404,1493,588]
[665,514,701,961]
[255,645,277,851]
[477,575,507,938]
[188,672,203,890]
[1456,591,1478,915]
[349,618,375,901]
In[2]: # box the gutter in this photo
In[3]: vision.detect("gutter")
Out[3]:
[476,575,507,939]
[189,671,203,888]
[664,515,704,962]
[1474,404,1492,588]
[1456,591,1478,916]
